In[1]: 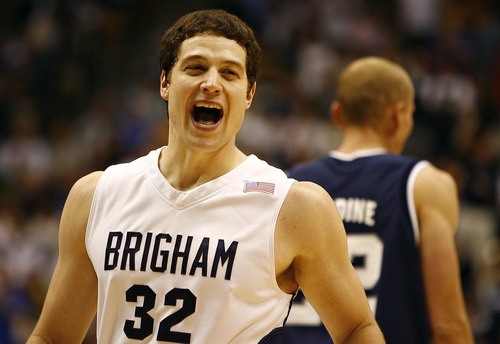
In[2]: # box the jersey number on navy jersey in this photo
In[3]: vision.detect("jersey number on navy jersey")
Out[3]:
[347,233,383,314]
[287,233,384,325]
[124,285,196,343]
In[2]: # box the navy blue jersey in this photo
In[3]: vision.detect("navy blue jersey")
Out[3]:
[283,150,431,344]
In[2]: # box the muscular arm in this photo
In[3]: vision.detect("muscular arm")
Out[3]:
[276,181,385,343]
[27,171,102,343]
[414,165,474,343]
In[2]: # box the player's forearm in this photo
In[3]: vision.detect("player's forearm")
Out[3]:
[431,320,474,344]
[28,328,88,344]
[26,334,50,344]
[340,323,386,344]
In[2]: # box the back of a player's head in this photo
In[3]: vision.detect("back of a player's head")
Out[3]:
[159,9,262,91]
[336,56,413,128]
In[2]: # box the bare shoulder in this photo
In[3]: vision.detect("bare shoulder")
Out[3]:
[416,164,457,192]
[61,170,103,263]
[275,180,347,292]
[59,171,103,241]
[70,171,103,201]
[414,163,459,235]
[414,164,458,208]
[279,181,342,240]
[281,180,336,219]
[64,171,104,212]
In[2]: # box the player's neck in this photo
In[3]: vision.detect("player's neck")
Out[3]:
[336,128,389,154]
[158,146,247,191]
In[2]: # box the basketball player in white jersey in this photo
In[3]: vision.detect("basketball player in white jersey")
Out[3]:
[27,9,384,344]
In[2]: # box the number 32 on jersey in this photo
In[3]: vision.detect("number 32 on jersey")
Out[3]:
[124,285,196,343]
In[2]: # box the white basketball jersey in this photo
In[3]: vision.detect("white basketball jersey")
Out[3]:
[86,147,296,343]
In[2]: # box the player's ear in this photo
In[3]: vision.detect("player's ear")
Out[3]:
[331,101,343,127]
[246,82,257,109]
[385,101,404,134]
[392,101,406,129]
[160,70,169,100]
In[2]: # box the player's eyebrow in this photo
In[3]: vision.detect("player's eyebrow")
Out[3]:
[181,54,245,71]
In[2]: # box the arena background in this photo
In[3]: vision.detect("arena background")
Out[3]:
[0,0,498,343]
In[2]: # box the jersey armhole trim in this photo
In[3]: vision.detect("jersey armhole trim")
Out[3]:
[407,161,430,246]
[85,172,105,252]
[269,179,299,300]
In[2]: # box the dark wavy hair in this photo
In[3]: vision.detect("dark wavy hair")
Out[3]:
[159,9,262,91]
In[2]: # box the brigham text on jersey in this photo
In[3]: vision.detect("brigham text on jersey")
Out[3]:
[104,231,238,280]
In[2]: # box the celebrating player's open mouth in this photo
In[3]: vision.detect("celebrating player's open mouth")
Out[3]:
[192,102,223,129]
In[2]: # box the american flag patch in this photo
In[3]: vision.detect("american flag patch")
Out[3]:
[243,181,275,195]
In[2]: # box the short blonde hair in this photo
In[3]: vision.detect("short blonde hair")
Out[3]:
[336,56,413,128]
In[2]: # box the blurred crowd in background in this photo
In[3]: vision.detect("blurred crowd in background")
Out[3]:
[0,0,498,343]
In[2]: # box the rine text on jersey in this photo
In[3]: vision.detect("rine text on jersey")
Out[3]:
[335,197,377,226]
